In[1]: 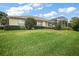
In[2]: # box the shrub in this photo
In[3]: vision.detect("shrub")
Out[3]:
[34,26,50,29]
[0,11,9,26]
[4,25,20,30]
[0,26,4,29]
[25,17,37,30]
[71,17,79,31]
[72,24,79,31]
[54,24,61,30]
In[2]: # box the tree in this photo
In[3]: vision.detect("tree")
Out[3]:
[0,11,9,26]
[25,17,37,30]
[55,22,61,30]
[71,17,79,31]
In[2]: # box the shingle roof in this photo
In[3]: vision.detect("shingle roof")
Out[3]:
[8,16,49,22]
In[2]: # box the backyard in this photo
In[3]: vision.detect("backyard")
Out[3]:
[0,29,79,56]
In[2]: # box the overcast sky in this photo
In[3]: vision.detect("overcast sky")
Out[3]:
[0,3,79,20]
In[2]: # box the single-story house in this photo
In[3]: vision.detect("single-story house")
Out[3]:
[8,16,49,28]
[0,16,68,29]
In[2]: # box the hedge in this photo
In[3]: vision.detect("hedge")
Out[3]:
[34,26,51,29]
[4,25,21,30]
[0,26,4,29]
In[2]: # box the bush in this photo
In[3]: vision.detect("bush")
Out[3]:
[54,24,61,30]
[71,17,79,31]
[25,17,37,30]
[0,26,4,29]
[72,24,79,31]
[34,26,50,29]
[4,25,20,30]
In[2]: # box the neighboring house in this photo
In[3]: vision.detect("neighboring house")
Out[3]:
[9,16,49,27]
[48,16,68,28]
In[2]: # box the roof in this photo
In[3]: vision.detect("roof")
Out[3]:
[50,16,68,21]
[8,16,49,22]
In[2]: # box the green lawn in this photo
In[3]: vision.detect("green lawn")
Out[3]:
[0,29,79,56]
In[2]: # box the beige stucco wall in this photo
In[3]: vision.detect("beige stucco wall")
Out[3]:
[9,19,25,26]
[42,21,48,27]
[37,21,43,26]
[9,18,49,27]
[37,20,48,27]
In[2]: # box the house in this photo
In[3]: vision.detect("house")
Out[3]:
[8,16,49,28]
[48,16,68,28]
[0,16,68,29]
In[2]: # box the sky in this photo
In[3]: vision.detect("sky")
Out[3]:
[0,3,79,20]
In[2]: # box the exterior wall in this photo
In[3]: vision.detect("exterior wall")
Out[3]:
[42,21,48,27]
[9,19,25,26]
[48,23,55,28]
[37,20,48,27]
[9,18,49,27]
[37,21,43,26]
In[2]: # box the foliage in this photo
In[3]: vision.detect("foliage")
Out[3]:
[0,11,9,26]
[71,17,79,31]
[4,25,20,30]
[55,23,61,30]
[25,17,37,30]
[0,26,4,29]
[34,26,50,29]
[0,11,7,18]
[54,20,65,30]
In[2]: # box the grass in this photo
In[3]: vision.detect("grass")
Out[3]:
[0,29,79,56]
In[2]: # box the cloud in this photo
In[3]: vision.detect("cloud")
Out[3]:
[6,11,24,16]
[58,7,77,13]
[35,11,57,19]
[45,4,53,7]
[35,4,53,10]
[6,4,33,16]
[17,3,25,5]
[6,3,44,16]
[43,11,57,17]
[32,3,42,7]
[30,3,44,10]
[67,7,76,13]
[28,3,42,8]
[36,7,44,10]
